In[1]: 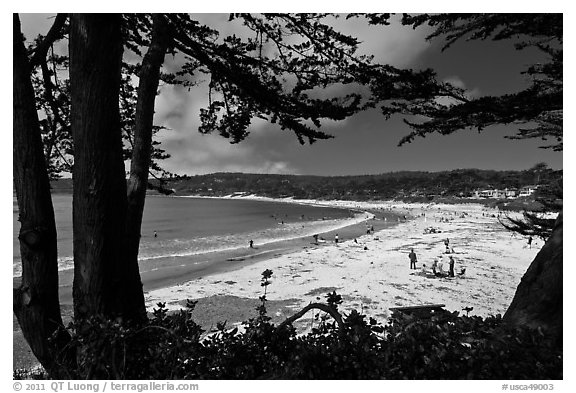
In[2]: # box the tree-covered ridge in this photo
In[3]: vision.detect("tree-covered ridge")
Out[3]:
[132,167,560,202]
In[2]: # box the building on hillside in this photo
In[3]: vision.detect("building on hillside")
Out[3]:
[518,185,538,197]
[504,188,518,198]
[474,188,519,199]
[475,189,498,198]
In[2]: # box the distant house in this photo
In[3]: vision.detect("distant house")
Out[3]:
[494,189,506,199]
[518,185,538,197]
[475,189,496,198]
[504,188,518,198]
[474,188,519,199]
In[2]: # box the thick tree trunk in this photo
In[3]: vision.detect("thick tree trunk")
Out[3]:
[503,211,563,348]
[125,15,170,319]
[13,13,70,376]
[69,14,145,322]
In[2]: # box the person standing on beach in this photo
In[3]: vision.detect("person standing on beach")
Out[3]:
[249,240,254,248]
[313,234,319,244]
[409,249,417,269]
[448,256,455,277]
[154,231,157,238]
[436,257,445,276]
[527,236,533,249]
[335,234,339,244]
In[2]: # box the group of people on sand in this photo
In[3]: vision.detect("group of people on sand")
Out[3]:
[312,233,338,244]
[429,255,463,277]
[409,242,465,278]
[312,233,328,245]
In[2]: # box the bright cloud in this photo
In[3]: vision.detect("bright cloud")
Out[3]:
[153,84,300,175]
[329,14,431,68]
[149,14,432,175]
[443,75,482,98]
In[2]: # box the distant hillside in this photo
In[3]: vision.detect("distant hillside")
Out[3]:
[49,168,562,209]
[152,168,561,204]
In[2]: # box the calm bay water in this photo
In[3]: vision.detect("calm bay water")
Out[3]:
[13,194,356,277]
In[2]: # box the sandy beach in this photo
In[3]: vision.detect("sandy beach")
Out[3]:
[145,198,540,325]
[14,197,542,370]
[13,197,392,369]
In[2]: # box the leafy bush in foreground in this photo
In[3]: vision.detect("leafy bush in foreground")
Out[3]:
[15,271,562,380]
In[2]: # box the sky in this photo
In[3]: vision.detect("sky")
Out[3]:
[17,11,564,177]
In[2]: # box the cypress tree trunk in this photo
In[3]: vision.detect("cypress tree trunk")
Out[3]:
[69,14,145,321]
[13,13,70,376]
[125,15,170,321]
[503,211,563,348]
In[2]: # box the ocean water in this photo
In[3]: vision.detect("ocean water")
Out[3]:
[13,194,359,277]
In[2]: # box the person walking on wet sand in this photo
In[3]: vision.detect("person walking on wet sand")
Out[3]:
[409,249,417,269]
[527,236,533,249]
[335,234,339,244]
[448,256,455,277]
[249,240,254,248]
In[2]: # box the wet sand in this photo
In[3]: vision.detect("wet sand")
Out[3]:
[50,208,399,305]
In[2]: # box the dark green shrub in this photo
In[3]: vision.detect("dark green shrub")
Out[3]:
[15,271,562,380]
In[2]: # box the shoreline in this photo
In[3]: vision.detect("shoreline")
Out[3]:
[13,197,542,371]
[145,199,540,320]
[13,198,402,370]
[13,195,403,307]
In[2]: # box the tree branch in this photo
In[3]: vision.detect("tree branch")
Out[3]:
[278,302,344,334]
[29,13,68,68]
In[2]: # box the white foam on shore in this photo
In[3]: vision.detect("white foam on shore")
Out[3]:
[138,211,372,260]
[146,200,546,321]
[13,198,372,277]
